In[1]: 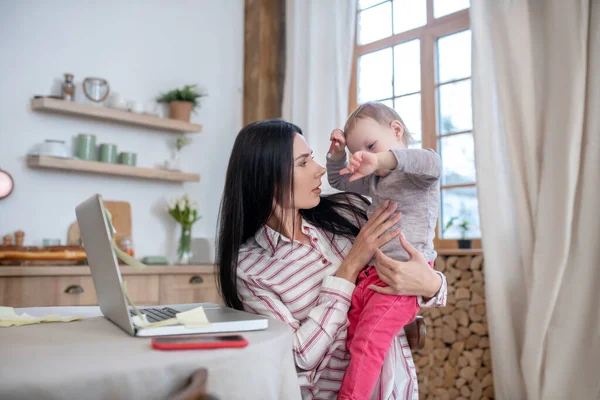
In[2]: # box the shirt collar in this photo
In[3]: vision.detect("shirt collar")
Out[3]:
[254,219,316,255]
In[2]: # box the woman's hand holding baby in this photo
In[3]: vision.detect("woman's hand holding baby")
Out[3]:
[369,233,442,298]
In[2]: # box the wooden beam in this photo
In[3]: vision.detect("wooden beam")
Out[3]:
[243,0,285,125]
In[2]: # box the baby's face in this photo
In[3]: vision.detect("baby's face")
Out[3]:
[345,117,406,176]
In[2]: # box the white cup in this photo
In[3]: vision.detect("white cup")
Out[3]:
[144,101,159,116]
[108,92,127,110]
[128,101,144,114]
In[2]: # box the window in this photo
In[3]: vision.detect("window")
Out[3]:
[351,0,480,247]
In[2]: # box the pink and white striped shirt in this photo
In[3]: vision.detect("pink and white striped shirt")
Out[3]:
[237,213,447,400]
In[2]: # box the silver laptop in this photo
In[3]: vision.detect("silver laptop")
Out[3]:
[75,194,268,337]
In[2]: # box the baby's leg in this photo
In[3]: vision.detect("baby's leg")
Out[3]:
[339,267,419,400]
[346,268,368,347]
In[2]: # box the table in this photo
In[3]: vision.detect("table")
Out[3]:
[0,306,301,400]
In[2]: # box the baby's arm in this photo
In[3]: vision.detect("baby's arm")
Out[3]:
[339,151,393,181]
[390,148,441,186]
[327,152,372,195]
[326,129,372,195]
[338,148,440,188]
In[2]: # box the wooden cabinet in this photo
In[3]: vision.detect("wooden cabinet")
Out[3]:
[123,276,161,305]
[159,273,220,305]
[0,265,222,307]
[0,276,98,307]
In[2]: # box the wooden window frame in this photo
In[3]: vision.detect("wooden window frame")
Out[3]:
[349,1,481,250]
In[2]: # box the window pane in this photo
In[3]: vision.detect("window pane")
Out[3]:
[358,48,393,103]
[438,79,472,134]
[408,141,422,149]
[393,0,426,34]
[439,133,476,185]
[441,186,481,239]
[438,30,471,84]
[434,0,470,18]
[359,0,387,10]
[394,93,421,143]
[394,39,420,96]
[358,2,392,45]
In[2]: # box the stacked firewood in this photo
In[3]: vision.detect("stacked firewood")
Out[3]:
[413,255,495,400]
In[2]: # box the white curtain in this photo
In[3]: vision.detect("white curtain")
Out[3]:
[282,0,357,192]
[471,1,600,399]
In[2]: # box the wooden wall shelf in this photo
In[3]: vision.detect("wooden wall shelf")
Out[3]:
[27,156,200,183]
[31,98,203,134]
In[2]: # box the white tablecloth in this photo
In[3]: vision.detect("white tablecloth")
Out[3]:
[0,306,301,400]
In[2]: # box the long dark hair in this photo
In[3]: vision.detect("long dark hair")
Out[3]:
[216,119,368,310]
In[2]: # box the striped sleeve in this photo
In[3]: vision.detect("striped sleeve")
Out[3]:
[238,273,355,371]
[418,270,447,307]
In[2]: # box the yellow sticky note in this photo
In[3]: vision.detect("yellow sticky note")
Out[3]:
[176,306,211,328]
[131,314,151,328]
[130,306,211,330]
[0,306,81,327]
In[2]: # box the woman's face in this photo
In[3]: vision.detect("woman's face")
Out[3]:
[290,133,326,210]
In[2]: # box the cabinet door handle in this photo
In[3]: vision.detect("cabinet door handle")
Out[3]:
[64,285,84,294]
[189,275,204,285]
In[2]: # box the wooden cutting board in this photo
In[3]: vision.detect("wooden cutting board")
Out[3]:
[67,201,132,245]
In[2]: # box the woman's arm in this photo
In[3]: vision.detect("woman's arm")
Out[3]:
[418,270,447,307]
[238,274,354,371]
[236,201,403,370]
[336,200,404,283]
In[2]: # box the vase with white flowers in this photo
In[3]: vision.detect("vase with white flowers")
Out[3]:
[166,193,201,264]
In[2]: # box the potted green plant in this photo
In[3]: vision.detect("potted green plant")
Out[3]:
[164,135,193,171]
[444,216,472,249]
[156,84,207,122]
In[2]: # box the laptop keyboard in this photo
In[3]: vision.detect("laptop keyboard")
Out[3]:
[129,307,179,323]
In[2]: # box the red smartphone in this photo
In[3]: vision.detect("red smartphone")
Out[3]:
[151,334,249,351]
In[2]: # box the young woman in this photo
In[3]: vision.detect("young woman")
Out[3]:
[217,119,447,399]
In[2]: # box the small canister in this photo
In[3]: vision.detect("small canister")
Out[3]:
[118,152,137,166]
[99,143,117,163]
[76,133,96,161]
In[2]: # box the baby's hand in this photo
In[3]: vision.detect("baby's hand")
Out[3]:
[340,151,379,182]
[328,129,346,159]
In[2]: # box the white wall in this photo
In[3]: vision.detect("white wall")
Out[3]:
[0,0,244,259]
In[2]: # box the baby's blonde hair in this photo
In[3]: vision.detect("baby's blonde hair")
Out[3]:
[344,101,413,145]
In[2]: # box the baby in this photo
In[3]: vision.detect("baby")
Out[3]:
[326,101,441,399]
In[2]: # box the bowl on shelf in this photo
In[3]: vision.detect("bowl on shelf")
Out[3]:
[28,139,74,159]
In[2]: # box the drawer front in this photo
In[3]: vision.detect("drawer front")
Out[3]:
[0,276,98,307]
[0,275,159,307]
[121,276,160,305]
[159,273,223,305]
